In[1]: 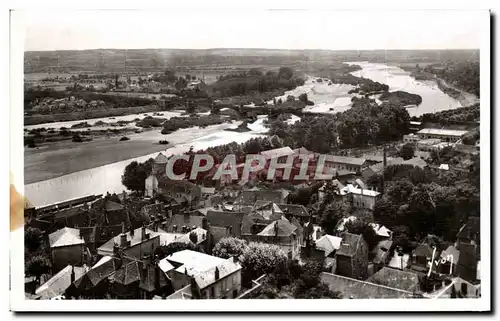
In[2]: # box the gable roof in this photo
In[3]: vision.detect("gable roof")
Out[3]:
[49,227,85,248]
[206,210,246,236]
[238,190,284,205]
[320,272,417,299]
[367,267,420,292]
[277,204,309,217]
[104,200,124,212]
[257,217,297,237]
[372,240,394,265]
[97,227,159,255]
[315,234,342,257]
[336,233,364,257]
[166,250,227,276]
[110,261,141,285]
[165,214,205,233]
[139,264,169,292]
[154,152,168,164]
[36,265,88,299]
[413,243,434,258]
[193,257,242,290]
[260,146,294,160]
[401,157,428,169]
[74,256,117,290]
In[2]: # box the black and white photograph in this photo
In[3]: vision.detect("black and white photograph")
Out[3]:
[8,7,491,312]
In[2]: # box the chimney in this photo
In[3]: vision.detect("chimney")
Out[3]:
[130,228,135,237]
[121,222,125,234]
[202,217,208,230]
[214,266,220,281]
[141,226,146,240]
[274,221,279,237]
[70,265,75,284]
[120,233,127,247]
[173,225,177,232]
[316,229,321,240]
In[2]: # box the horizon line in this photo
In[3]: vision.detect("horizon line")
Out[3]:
[24,47,481,53]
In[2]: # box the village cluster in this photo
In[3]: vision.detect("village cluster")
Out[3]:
[23,120,480,300]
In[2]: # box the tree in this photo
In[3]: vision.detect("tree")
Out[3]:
[121,158,154,193]
[400,143,415,160]
[343,219,378,250]
[25,227,43,252]
[320,200,350,235]
[286,95,295,102]
[278,67,294,80]
[189,232,198,244]
[26,255,51,283]
[241,243,287,284]
[298,93,309,104]
[212,237,248,259]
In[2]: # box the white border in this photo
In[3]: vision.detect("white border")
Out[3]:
[8,6,491,312]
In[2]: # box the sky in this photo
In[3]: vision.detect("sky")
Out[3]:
[19,9,486,51]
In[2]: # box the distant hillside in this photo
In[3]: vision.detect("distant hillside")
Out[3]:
[24,48,479,73]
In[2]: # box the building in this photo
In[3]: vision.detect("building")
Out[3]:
[49,227,86,273]
[416,138,443,151]
[315,234,342,257]
[401,157,428,169]
[160,250,242,299]
[97,226,160,261]
[235,188,286,206]
[339,184,381,210]
[366,267,420,293]
[251,217,301,259]
[403,133,420,144]
[146,176,202,205]
[320,272,419,299]
[409,243,436,274]
[35,265,88,300]
[324,155,367,174]
[335,233,369,280]
[416,128,469,143]
[260,146,295,163]
[371,240,394,272]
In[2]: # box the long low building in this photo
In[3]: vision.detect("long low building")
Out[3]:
[416,128,469,142]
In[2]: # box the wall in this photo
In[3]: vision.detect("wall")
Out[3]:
[51,244,84,273]
[145,175,158,197]
[352,239,369,280]
[352,194,377,210]
[200,271,242,299]
[123,235,160,260]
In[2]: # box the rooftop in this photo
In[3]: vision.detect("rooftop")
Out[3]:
[257,217,297,237]
[417,128,469,137]
[340,184,380,197]
[327,155,366,166]
[49,227,85,248]
[260,146,294,160]
[36,265,88,299]
[367,267,420,292]
[337,232,364,257]
[401,157,428,169]
[315,234,342,257]
[165,250,227,276]
[97,227,159,255]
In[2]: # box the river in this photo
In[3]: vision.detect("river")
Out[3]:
[24,117,268,207]
[25,61,466,207]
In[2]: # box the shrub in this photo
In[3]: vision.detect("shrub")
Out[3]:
[72,134,83,142]
[119,136,130,141]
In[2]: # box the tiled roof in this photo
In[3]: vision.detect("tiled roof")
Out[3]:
[260,147,294,160]
[36,265,88,300]
[74,256,117,289]
[238,190,284,205]
[320,272,417,299]
[139,265,169,292]
[174,227,208,245]
[165,214,205,233]
[166,250,227,276]
[336,233,363,257]
[49,227,85,248]
[206,210,246,236]
[413,243,434,258]
[277,204,309,217]
[104,200,124,212]
[110,261,141,285]
[372,240,393,265]
[97,227,159,255]
[367,267,420,292]
[315,235,342,257]
[257,217,297,237]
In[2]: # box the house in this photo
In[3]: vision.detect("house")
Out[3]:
[409,243,436,274]
[320,272,419,299]
[335,233,369,280]
[145,174,201,206]
[370,223,392,239]
[416,128,469,143]
[49,227,86,273]
[361,157,404,181]
[425,277,481,299]
[35,265,88,300]
[339,184,381,210]
[206,210,246,238]
[315,234,342,257]
[323,155,367,174]
[371,240,394,272]
[318,179,345,202]
[257,218,301,259]
[97,226,160,261]
[367,267,420,293]
[401,157,428,169]
[416,138,442,151]
[403,133,420,144]
[161,250,242,299]
[260,146,295,163]
[250,201,310,223]
[71,256,118,298]
[457,216,480,245]
[165,213,207,234]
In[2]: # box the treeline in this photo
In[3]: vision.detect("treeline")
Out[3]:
[370,163,479,243]
[379,91,422,106]
[211,67,305,97]
[423,62,479,97]
[268,103,411,153]
[160,115,234,134]
[412,104,480,125]
[348,81,389,95]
